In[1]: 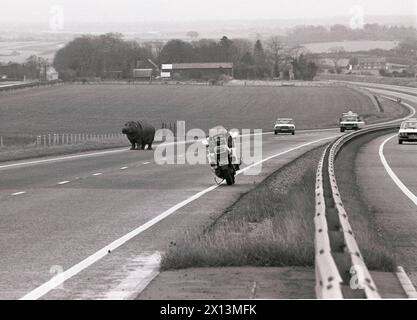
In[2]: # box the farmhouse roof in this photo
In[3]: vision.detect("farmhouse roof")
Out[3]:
[172,62,233,70]
[46,66,58,74]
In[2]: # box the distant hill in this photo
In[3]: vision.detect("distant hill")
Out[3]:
[0,15,415,41]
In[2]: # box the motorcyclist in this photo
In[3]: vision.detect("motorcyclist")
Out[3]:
[205,126,241,184]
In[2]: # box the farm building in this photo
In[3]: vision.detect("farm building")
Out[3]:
[356,57,386,70]
[161,62,233,80]
[43,66,59,81]
[385,62,409,73]
[133,69,153,80]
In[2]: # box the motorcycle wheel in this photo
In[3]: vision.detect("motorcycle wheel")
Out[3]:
[224,169,234,185]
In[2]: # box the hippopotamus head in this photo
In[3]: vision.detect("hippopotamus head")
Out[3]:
[122,121,140,135]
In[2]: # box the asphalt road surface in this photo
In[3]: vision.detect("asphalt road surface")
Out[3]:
[357,131,417,287]
[353,83,417,289]
[0,129,340,299]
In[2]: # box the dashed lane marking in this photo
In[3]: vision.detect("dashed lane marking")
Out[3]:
[11,191,26,196]
[0,131,337,171]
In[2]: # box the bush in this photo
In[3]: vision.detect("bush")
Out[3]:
[58,69,77,81]
[172,73,183,81]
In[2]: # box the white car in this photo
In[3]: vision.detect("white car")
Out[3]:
[398,118,417,144]
[339,111,365,132]
[274,118,295,135]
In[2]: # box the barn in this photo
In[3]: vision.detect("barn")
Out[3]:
[161,62,233,80]
[133,69,153,80]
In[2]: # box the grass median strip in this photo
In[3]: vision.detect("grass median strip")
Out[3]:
[160,146,326,271]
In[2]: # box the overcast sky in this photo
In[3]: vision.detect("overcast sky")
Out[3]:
[2,0,416,23]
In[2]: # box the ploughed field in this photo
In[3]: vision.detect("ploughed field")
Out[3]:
[0,84,402,138]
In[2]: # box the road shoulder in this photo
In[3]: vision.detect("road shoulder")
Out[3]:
[138,267,315,299]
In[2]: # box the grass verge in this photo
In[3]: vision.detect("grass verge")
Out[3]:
[0,140,128,163]
[160,146,326,271]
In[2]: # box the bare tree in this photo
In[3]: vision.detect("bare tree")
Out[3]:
[186,31,199,40]
[232,38,253,61]
[328,47,345,73]
[266,36,284,77]
[288,45,308,59]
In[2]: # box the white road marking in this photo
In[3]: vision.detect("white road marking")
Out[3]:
[143,162,151,165]
[57,181,70,185]
[103,252,161,300]
[0,131,333,172]
[20,135,335,300]
[11,191,26,196]
[120,167,128,170]
[0,148,129,170]
[92,173,102,176]
[379,135,417,207]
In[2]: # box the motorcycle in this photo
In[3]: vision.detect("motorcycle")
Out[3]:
[203,129,240,185]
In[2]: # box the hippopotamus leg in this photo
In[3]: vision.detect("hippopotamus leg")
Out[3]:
[128,139,136,150]
[147,143,153,150]
[141,142,146,150]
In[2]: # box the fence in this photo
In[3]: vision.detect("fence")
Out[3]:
[0,133,125,149]
[0,122,180,149]
[0,80,64,94]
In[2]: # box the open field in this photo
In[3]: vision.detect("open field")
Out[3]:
[0,84,403,139]
[318,73,417,88]
[303,40,398,53]
[0,41,64,64]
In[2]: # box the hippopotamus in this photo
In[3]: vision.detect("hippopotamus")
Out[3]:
[122,120,155,150]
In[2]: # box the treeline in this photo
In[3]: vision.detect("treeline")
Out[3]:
[288,24,417,44]
[158,36,275,79]
[54,33,153,81]
[0,55,48,80]
[53,34,318,81]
